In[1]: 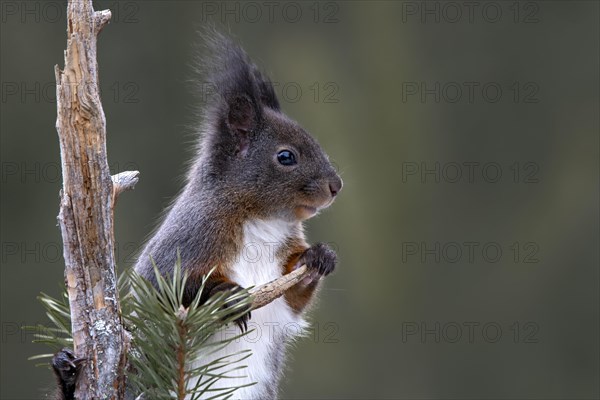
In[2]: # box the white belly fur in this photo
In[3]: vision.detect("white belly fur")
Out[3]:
[187,219,306,399]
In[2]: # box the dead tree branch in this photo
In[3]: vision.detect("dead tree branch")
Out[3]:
[112,171,140,202]
[54,0,136,398]
[249,265,310,309]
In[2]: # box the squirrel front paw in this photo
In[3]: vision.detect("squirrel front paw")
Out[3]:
[52,348,85,398]
[300,242,337,280]
[209,282,252,333]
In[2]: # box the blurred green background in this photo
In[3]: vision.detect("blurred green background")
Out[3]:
[1,1,598,399]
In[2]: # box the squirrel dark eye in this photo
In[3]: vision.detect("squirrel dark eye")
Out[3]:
[277,150,297,166]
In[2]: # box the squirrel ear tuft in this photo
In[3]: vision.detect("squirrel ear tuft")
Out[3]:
[252,68,280,111]
[227,95,257,155]
[228,94,257,133]
[198,32,276,154]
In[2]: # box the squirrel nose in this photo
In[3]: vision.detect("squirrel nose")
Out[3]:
[329,176,343,197]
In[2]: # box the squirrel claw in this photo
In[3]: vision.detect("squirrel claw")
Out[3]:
[234,312,251,333]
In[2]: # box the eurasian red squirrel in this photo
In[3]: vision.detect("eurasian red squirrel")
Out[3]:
[52,32,342,399]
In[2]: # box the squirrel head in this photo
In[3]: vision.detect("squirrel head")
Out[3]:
[192,34,342,222]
